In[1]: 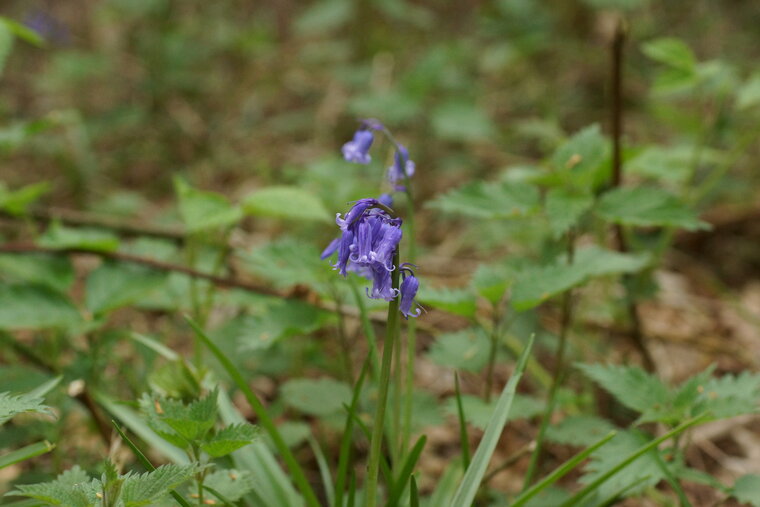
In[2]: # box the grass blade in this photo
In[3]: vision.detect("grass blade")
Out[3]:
[560,414,709,506]
[185,316,320,507]
[308,436,335,507]
[387,435,427,507]
[112,421,193,507]
[511,431,616,507]
[26,376,62,399]
[409,475,419,507]
[0,441,55,469]
[449,334,534,507]
[335,358,370,507]
[454,372,470,470]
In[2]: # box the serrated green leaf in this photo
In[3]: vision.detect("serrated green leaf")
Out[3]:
[697,371,760,419]
[121,464,195,506]
[231,300,331,351]
[597,186,709,230]
[428,328,490,372]
[428,181,540,219]
[577,363,670,416]
[174,177,242,233]
[432,102,495,142]
[0,392,50,425]
[140,390,219,446]
[245,237,329,291]
[201,423,259,458]
[545,188,593,237]
[85,261,167,315]
[545,415,617,446]
[470,262,517,305]
[0,253,74,292]
[579,429,667,500]
[0,283,81,330]
[627,145,719,184]
[37,222,120,252]
[642,38,696,71]
[243,186,330,222]
[511,247,649,310]
[9,466,99,506]
[733,474,760,506]
[417,286,477,318]
[281,378,351,417]
[202,469,256,502]
[0,181,50,215]
[551,125,609,189]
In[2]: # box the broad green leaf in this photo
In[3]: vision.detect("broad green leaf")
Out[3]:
[140,390,219,446]
[733,474,760,506]
[0,283,80,330]
[38,222,119,252]
[511,247,649,310]
[444,393,544,430]
[642,38,696,72]
[121,464,195,507]
[9,466,99,507]
[428,181,540,219]
[243,186,330,222]
[245,237,329,291]
[0,392,50,425]
[417,286,477,318]
[577,363,670,417]
[202,469,256,502]
[230,300,331,351]
[201,423,259,457]
[0,181,50,215]
[737,73,760,110]
[85,261,167,314]
[470,262,516,305]
[449,335,533,507]
[545,188,593,237]
[432,102,495,142]
[174,177,243,233]
[428,328,490,372]
[596,186,709,230]
[545,415,617,446]
[281,377,351,417]
[697,371,760,419]
[626,145,724,184]
[0,253,74,292]
[551,124,608,175]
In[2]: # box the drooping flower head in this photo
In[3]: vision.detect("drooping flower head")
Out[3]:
[387,145,416,191]
[399,264,422,319]
[342,129,374,164]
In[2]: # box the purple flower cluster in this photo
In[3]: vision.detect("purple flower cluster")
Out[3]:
[321,198,421,318]
[341,121,415,192]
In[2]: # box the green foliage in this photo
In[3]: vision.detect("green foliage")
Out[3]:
[596,186,709,230]
[38,222,120,251]
[0,391,50,425]
[0,253,74,292]
[202,469,256,501]
[281,377,352,417]
[545,415,617,447]
[85,261,167,315]
[8,466,100,506]
[732,474,760,506]
[428,328,490,372]
[550,124,609,189]
[427,180,540,219]
[230,299,331,351]
[431,102,496,142]
[544,188,593,238]
[243,185,330,222]
[174,177,243,233]
[0,181,50,215]
[470,262,516,305]
[0,283,80,329]
[417,286,477,318]
[244,237,328,290]
[201,423,260,458]
[444,393,544,430]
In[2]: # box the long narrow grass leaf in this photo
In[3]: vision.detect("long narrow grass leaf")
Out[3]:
[409,476,419,507]
[308,436,335,507]
[185,316,320,507]
[511,431,616,507]
[26,376,62,399]
[0,441,54,469]
[560,415,709,506]
[345,405,393,487]
[454,372,471,469]
[387,435,427,507]
[335,359,370,507]
[449,334,534,507]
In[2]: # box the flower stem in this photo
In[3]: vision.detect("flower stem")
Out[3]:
[365,250,401,507]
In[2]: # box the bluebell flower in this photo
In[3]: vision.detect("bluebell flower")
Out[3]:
[399,265,422,318]
[342,130,374,164]
[387,145,415,191]
[378,193,394,208]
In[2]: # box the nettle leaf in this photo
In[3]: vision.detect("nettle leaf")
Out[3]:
[545,415,617,446]
[174,177,243,233]
[9,466,99,506]
[511,246,649,310]
[140,390,219,446]
[0,392,51,425]
[580,429,667,499]
[281,377,352,417]
[427,328,490,372]
[121,464,195,506]
[38,222,120,252]
[470,262,518,305]
[0,253,74,292]
[243,186,330,222]
[428,181,540,219]
[202,469,256,502]
[443,394,544,430]
[596,187,709,230]
[233,300,331,351]
[417,285,477,318]
[577,363,670,417]
[0,283,81,330]
[642,37,696,72]
[696,371,760,419]
[733,474,760,507]
[201,423,259,458]
[626,145,727,185]
[551,124,609,189]
[85,261,167,315]
[245,237,329,290]
[545,188,593,238]
[0,181,50,215]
